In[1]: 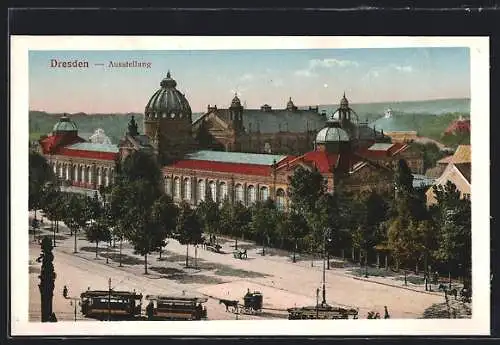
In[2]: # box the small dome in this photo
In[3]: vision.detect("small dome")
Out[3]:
[287,97,294,107]
[231,93,241,107]
[53,115,78,133]
[145,71,192,119]
[340,92,349,108]
[316,126,350,143]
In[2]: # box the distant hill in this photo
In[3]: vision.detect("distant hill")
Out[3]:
[30,98,470,145]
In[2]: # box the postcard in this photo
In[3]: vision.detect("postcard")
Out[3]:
[11,35,490,336]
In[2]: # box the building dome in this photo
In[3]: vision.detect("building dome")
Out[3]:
[340,92,349,108]
[52,115,78,133]
[315,126,350,144]
[144,71,192,119]
[231,93,242,108]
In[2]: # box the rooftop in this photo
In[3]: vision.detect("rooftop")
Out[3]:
[186,150,287,166]
[66,142,119,153]
[368,143,394,151]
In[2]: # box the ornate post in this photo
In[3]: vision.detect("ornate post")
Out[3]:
[38,236,56,322]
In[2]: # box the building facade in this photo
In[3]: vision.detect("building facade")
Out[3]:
[38,71,425,208]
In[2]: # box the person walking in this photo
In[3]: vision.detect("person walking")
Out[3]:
[63,285,68,299]
[384,306,390,319]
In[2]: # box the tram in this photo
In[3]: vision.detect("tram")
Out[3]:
[145,295,208,321]
[80,290,143,320]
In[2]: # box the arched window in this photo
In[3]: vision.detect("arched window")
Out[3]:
[276,188,286,211]
[74,165,79,182]
[165,177,172,195]
[235,184,244,203]
[219,182,228,201]
[209,181,217,201]
[97,168,102,186]
[59,164,64,178]
[260,186,269,201]
[264,142,272,154]
[105,168,110,186]
[81,166,86,184]
[174,177,181,199]
[198,180,206,202]
[247,185,256,205]
[183,177,191,200]
[87,166,92,184]
[66,165,70,180]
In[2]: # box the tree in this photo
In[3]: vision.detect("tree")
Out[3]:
[151,194,178,259]
[110,151,165,273]
[29,152,55,223]
[285,210,309,262]
[121,180,164,274]
[196,193,220,236]
[176,202,203,268]
[288,166,326,215]
[432,181,471,283]
[61,193,89,253]
[395,159,414,195]
[38,236,56,322]
[250,199,277,256]
[40,183,65,247]
[85,221,111,259]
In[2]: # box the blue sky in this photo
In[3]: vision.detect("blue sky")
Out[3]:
[29,48,470,113]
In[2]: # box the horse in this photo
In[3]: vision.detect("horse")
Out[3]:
[219,299,239,312]
[439,284,458,300]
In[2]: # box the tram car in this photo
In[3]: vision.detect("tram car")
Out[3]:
[287,304,359,320]
[145,295,208,321]
[80,290,143,320]
[242,291,263,314]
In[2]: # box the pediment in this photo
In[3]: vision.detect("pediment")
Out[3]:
[205,113,230,131]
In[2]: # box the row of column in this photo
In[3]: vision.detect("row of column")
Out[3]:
[164,175,287,210]
[51,161,113,188]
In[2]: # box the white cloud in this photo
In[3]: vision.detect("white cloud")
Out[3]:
[240,73,255,81]
[309,58,359,69]
[392,65,414,73]
[294,58,359,78]
[294,69,317,77]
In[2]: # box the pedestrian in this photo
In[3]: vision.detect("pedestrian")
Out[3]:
[63,285,68,299]
[49,312,58,322]
[384,306,390,319]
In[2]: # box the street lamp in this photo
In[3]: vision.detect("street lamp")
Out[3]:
[322,228,332,306]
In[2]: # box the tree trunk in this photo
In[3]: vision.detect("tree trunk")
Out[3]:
[119,238,123,267]
[415,261,419,275]
[52,221,56,247]
[341,248,345,261]
[235,238,238,251]
[95,242,98,259]
[376,252,380,269]
[385,254,388,271]
[185,244,189,268]
[56,220,59,233]
[292,238,297,263]
[195,245,198,269]
[73,230,77,253]
[351,247,355,261]
[144,253,148,274]
[159,247,162,260]
[396,258,399,272]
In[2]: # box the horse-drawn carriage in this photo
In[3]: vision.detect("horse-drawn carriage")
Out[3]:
[80,290,143,320]
[219,290,263,315]
[242,291,263,314]
[233,249,248,260]
[203,235,223,253]
[145,295,208,321]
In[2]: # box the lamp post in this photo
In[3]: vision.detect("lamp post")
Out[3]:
[322,228,331,306]
[108,278,111,321]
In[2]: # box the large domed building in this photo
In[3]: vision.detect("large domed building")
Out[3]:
[143,71,196,163]
[38,70,423,207]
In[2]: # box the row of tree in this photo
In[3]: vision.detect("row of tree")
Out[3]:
[29,150,471,283]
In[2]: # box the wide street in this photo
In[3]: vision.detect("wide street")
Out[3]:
[29,212,446,322]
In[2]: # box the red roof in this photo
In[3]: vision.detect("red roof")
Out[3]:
[284,150,365,174]
[39,134,85,154]
[165,159,273,176]
[356,142,407,159]
[55,147,118,161]
[445,119,471,134]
